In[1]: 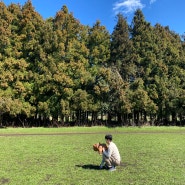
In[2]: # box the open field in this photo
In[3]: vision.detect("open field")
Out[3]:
[0,126,185,185]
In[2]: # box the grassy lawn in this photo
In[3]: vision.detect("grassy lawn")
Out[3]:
[0,126,185,184]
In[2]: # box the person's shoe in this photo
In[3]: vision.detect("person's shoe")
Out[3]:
[99,165,104,169]
[99,165,108,170]
[108,166,116,172]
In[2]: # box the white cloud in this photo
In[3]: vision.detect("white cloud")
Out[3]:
[150,0,157,4]
[113,0,145,15]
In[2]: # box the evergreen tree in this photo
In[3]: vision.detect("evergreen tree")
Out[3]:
[87,20,111,124]
[130,9,158,124]
[0,2,185,126]
[48,5,91,124]
[153,24,185,124]
[7,3,23,58]
[110,13,134,81]
[0,2,12,59]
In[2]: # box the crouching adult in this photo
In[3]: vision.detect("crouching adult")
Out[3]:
[100,134,121,171]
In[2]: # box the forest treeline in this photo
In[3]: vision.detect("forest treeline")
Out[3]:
[0,0,185,127]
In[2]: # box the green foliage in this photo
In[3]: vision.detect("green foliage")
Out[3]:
[110,14,134,81]
[0,2,185,126]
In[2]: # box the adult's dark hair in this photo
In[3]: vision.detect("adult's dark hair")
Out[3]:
[105,134,112,141]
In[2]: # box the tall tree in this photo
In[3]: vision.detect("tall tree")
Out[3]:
[0,57,35,126]
[88,20,110,66]
[7,3,23,58]
[130,9,158,124]
[110,13,134,82]
[87,20,111,123]
[152,24,185,124]
[0,2,12,58]
[43,5,91,124]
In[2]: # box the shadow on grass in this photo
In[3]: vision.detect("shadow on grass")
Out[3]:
[76,162,135,171]
[76,164,100,170]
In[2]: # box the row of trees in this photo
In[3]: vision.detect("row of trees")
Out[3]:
[0,1,185,127]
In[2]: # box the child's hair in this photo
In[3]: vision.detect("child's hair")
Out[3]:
[105,134,112,141]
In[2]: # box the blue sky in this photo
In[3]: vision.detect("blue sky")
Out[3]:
[3,0,185,36]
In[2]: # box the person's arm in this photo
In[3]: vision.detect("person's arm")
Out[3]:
[102,146,112,158]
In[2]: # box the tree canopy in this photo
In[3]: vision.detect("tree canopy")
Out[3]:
[0,2,185,127]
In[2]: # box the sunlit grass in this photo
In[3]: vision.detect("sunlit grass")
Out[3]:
[1,126,185,134]
[0,127,185,184]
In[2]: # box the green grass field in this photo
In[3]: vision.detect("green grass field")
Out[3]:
[0,126,185,185]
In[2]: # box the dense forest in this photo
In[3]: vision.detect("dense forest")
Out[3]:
[0,0,185,127]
